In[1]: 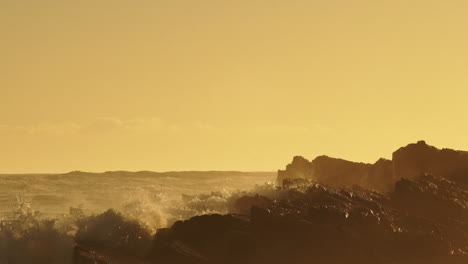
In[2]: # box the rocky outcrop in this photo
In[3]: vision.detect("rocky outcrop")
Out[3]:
[393,140,468,185]
[277,155,390,191]
[149,214,253,264]
[277,156,312,185]
[277,156,372,187]
[147,175,467,264]
[72,170,467,264]
[366,158,394,191]
[392,175,467,221]
[277,141,468,191]
[312,155,372,187]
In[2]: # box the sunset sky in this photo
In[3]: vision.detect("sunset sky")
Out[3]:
[1,0,467,173]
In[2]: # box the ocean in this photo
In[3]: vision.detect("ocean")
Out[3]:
[0,171,275,228]
[0,171,276,263]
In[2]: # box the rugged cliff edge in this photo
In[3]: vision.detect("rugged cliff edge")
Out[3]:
[277,141,468,191]
[393,140,468,185]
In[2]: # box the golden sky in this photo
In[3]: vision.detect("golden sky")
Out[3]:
[1,0,467,173]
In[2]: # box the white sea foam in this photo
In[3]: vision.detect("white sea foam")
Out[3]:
[0,171,275,263]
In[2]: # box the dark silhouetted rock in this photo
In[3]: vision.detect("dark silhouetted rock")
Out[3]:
[149,214,253,264]
[277,156,312,185]
[277,141,468,191]
[312,155,372,187]
[393,140,468,185]
[232,195,273,215]
[393,174,467,222]
[277,155,391,191]
[366,158,394,191]
[148,175,467,264]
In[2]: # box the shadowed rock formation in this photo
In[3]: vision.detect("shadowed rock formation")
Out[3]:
[278,156,390,191]
[312,155,372,187]
[277,156,313,186]
[366,158,395,191]
[393,140,468,185]
[277,141,468,191]
[145,175,467,264]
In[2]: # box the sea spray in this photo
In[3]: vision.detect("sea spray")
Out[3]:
[0,175,277,263]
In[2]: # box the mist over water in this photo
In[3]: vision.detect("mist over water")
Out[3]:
[0,171,275,263]
[0,171,275,227]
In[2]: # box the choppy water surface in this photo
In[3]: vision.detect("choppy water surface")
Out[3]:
[0,171,275,229]
[0,171,276,263]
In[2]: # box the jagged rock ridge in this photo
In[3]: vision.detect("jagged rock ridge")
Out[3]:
[277,140,468,191]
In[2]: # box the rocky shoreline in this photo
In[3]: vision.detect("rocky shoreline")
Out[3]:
[74,141,468,264]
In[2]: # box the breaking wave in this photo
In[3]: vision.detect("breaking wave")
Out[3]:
[0,174,277,264]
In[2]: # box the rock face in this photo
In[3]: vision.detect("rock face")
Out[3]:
[278,156,391,191]
[366,158,394,191]
[312,155,372,187]
[392,175,468,221]
[149,214,253,264]
[277,141,468,191]
[277,156,312,186]
[148,175,467,264]
[277,156,372,188]
[393,140,468,185]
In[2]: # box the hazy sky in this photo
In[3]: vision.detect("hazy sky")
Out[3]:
[1,0,467,173]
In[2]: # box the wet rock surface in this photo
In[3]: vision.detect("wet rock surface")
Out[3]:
[144,175,467,264]
[72,141,467,263]
[73,173,467,263]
